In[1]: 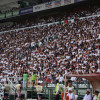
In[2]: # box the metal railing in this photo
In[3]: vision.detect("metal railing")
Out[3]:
[0,14,100,34]
[7,77,16,94]
[1,76,92,100]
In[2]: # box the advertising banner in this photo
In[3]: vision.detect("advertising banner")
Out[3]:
[45,2,53,9]
[64,0,74,5]
[6,12,12,18]
[0,13,5,20]
[13,10,19,16]
[33,0,75,13]
[74,0,85,3]
[20,7,33,15]
[54,0,62,7]
[33,4,45,12]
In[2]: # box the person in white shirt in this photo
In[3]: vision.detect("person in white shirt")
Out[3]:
[59,74,64,84]
[16,81,22,100]
[35,83,43,100]
[83,89,92,100]
[93,90,100,100]
[67,81,74,93]
[67,88,75,100]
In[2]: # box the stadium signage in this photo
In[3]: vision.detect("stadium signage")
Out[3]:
[74,0,85,2]
[35,6,42,10]
[20,7,33,15]
[45,2,53,9]
[33,4,45,12]
[64,0,74,5]
[6,12,12,18]
[64,0,71,3]
[54,0,62,7]
[0,13,5,20]
[33,0,74,13]
[13,10,19,16]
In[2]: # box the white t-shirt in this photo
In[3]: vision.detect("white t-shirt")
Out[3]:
[93,95,96,100]
[59,77,63,83]
[16,84,21,91]
[97,69,100,73]
[83,94,92,100]
[71,77,76,81]
[93,94,100,100]
[67,93,75,100]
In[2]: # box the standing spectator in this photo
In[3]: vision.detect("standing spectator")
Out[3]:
[32,72,37,87]
[67,81,74,93]
[35,83,43,100]
[83,89,92,100]
[23,72,28,89]
[65,82,68,92]
[4,81,10,100]
[16,81,22,100]
[54,80,61,100]
[67,88,75,100]
[93,90,100,100]
[59,74,64,84]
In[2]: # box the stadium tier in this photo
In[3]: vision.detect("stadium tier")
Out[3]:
[0,11,99,79]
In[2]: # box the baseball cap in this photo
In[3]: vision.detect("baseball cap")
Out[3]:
[87,89,91,92]
[95,90,99,93]
[69,88,73,91]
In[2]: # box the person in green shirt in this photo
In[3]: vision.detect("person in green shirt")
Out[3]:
[23,72,28,89]
[32,72,37,87]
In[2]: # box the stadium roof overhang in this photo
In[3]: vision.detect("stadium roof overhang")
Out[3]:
[0,0,49,12]
[66,74,100,92]
[0,0,20,12]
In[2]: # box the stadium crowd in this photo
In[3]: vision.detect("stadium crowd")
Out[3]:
[0,7,100,84]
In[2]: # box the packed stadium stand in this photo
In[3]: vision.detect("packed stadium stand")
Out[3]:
[0,0,100,100]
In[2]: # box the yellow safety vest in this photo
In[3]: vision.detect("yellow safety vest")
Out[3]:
[54,83,61,95]
[96,93,100,100]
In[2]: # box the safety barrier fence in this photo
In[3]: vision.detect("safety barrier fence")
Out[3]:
[0,76,92,100]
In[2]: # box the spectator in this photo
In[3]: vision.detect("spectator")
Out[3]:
[16,81,22,100]
[67,81,74,93]
[32,71,37,87]
[83,89,92,100]
[67,88,75,100]
[54,80,61,100]
[4,81,10,100]
[0,6,99,86]
[93,90,100,100]
[23,72,28,89]
[35,83,43,100]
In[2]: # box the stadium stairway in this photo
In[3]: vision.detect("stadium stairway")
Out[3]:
[7,77,16,94]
